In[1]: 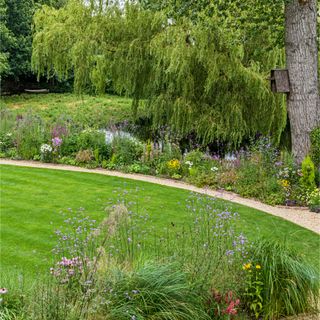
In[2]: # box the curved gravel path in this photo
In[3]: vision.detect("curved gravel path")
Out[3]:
[1,159,319,234]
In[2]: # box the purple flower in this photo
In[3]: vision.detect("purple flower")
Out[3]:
[226,250,234,256]
[238,234,246,245]
[52,137,63,148]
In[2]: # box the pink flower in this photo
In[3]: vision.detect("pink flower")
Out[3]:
[224,301,238,315]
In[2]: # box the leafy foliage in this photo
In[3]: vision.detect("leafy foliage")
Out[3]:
[140,0,285,69]
[300,156,316,191]
[0,0,66,80]
[32,0,286,147]
[0,0,34,79]
[310,127,320,168]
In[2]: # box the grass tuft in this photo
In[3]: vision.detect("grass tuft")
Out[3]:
[252,239,320,319]
[99,262,210,320]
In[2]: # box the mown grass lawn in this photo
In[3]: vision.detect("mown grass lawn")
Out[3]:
[0,93,139,127]
[1,164,319,278]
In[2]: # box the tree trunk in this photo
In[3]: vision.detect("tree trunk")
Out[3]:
[285,0,319,164]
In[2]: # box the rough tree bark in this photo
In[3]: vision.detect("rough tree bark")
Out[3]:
[285,0,319,164]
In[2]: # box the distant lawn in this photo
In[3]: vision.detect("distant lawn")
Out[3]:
[1,165,319,277]
[0,93,140,127]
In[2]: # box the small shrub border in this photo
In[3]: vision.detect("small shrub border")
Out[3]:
[0,112,319,210]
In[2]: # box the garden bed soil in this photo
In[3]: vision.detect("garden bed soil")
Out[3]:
[1,159,319,234]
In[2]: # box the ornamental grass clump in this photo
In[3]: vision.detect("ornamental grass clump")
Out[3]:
[250,239,319,319]
[98,263,210,320]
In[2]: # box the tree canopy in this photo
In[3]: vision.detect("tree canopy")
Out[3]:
[32,0,287,147]
[0,0,66,80]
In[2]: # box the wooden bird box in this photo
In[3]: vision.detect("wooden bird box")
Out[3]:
[270,69,290,93]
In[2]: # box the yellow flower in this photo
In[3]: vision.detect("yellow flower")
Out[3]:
[279,179,290,188]
[167,159,181,170]
[256,264,261,270]
[243,263,252,270]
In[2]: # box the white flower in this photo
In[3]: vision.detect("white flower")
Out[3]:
[211,166,218,172]
[185,160,193,167]
[6,133,12,137]
[40,144,53,153]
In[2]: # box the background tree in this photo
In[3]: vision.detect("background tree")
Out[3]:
[32,0,286,148]
[0,0,34,81]
[0,0,14,76]
[285,0,319,163]
[141,0,319,162]
[0,0,67,91]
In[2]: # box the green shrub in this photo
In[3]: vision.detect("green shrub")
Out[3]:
[57,156,77,166]
[307,188,320,213]
[99,263,210,320]
[300,156,316,191]
[310,127,320,168]
[236,159,284,204]
[77,129,105,150]
[0,132,15,153]
[184,149,205,167]
[250,239,319,319]
[15,113,48,160]
[77,129,111,161]
[126,162,151,174]
[236,161,262,198]
[262,177,285,205]
[60,133,79,156]
[112,136,143,165]
[186,169,216,187]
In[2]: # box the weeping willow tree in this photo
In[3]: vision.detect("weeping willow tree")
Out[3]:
[32,0,286,147]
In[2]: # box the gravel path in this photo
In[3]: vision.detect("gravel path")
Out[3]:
[1,159,319,234]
